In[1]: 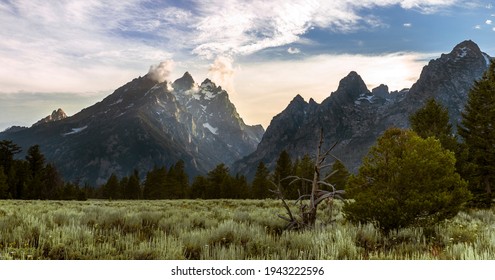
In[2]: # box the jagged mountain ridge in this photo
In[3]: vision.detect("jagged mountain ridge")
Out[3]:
[0,72,264,185]
[233,40,492,178]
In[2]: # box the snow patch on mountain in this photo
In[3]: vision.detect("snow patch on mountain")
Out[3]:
[203,123,218,135]
[63,126,88,136]
[483,53,492,66]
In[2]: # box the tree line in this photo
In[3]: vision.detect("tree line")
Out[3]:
[97,157,350,200]
[0,142,88,200]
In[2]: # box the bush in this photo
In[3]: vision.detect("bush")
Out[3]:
[343,128,471,233]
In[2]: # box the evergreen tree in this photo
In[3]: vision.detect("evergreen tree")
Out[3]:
[26,145,46,178]
[326,160,350,191]
[0,140,21,173]
[143,166,167,199]
[252,162,271,199]
[206,163,231,198]
[410,98,457,151]
[0,167,9,199]
[102,173,120,199]
[273,150,294,198]
[232,174,249,199]
[343,128,470,233]
[124,170,141,199]
[43,164,64,199]
[166,160,188,198]
[295,154,314,196]
[191,175,208,199]
[458,61,495,207]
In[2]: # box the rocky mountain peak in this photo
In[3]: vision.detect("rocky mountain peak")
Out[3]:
[452,40,481,56]
[201,78,215,88]
[372,84,390,99]
[172,71,195,91]
[331,71,369,103]
[33,108,68,127]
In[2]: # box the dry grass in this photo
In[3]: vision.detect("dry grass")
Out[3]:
[0,199,494,260]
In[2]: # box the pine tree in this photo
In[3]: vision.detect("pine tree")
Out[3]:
[25,145,47,199]
[410,98,458,151]
[295,154,314,196]
[191,175,208,199]
[42,164,63,199]
[166,160,188,198]
[102,173,120,199]
[143,166,167,199]
[252,162,271,199]
[343,128,470,233]
[206,164,231,198]
[124,170,141,199]
[273,150,294,198]
[326,159,350,191]
[0,167,9,199]
[458,61,495,207]
[0,140,21,173]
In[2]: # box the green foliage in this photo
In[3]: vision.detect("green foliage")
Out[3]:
[410,98,458,152]
[273,150,295,199]
[294,154,314,195]
[344,128,470,233]
[143,166,167,199]
[0,140,21,173]
[326,160,350,191]
[124,170,141,199]
[1,200,495,260]
[252,162,271,199]
[0,167,8,199]
[458,61,495,208]
[102,173,121,199]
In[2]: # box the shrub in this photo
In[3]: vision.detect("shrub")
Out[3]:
[344,128,471,233]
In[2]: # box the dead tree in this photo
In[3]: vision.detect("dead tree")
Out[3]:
[271,129,345,230]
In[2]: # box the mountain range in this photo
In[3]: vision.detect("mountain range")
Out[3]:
[1,40,492,185]
[233,40,492,178]
[1,72,263,185]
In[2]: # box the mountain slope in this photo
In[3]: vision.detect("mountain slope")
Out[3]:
[233,40,492,178]
[0,72,264,185]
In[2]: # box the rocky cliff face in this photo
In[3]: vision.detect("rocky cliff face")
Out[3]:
[233,40,492,178]
[0,72,264,185]
[32,108,68,127]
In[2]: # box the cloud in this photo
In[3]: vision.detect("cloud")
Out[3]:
[493,27,495,31]
[486,19,493,24]
[474,25,481,29]
[190,0,458,58]
[287,47,301,54]
[0,1,461,93]
[208,56,236,94]
[403,23,412,27]
[148,60,174,83]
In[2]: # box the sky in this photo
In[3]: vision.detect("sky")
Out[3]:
[0,0,494,131]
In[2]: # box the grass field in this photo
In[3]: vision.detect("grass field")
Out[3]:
[0,199,494,260]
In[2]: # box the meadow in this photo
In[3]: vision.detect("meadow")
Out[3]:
[0,199,494,260]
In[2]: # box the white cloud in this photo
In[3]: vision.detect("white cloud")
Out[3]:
[474,25,482,29]
[0,0,461,93]
[148,60,175,83]
[403,23,412,27]
[190,0,458,58]
[493,27,495,31]
[208,56,236,94]
[0,0,462,129]
[287,47,301,54]
[486,19,493,24]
